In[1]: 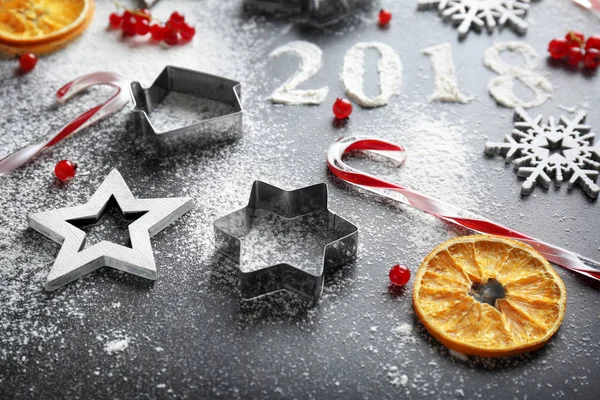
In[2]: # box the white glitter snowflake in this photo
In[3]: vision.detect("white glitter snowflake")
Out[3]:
[485,107,600,198]
[418,0,532,38]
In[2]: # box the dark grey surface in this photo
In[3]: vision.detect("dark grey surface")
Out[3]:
[1,1,599,399]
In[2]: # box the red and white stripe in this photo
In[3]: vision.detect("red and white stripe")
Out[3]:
[0,72,130,177]
[327,136,600,282]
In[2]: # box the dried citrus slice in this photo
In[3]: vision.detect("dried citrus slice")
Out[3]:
[413,235,566,357]
[0,0,95,54]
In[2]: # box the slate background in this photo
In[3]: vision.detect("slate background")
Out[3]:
[0,1,599,399]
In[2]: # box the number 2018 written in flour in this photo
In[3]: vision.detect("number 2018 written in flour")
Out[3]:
[269,40,550,109]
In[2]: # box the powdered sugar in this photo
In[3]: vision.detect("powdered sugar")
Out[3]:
[422,43,472,104]
[103,338,131,355]
[341,42,402,108]
[483,41,553,109]
[392,323,416,344]
[449,350,469,362]
[386,365,409,387]
[151,93,237,133]
[269,40,329,105]
[239,209,332,273]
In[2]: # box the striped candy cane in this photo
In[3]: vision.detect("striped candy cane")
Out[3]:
[327,136,600,282]
[0,72,130,177]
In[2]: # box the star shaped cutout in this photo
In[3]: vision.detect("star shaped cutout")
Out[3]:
[28,169,194,291]
[214,181,358,302]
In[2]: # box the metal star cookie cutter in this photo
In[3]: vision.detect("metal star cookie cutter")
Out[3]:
[130,66,243,149]
[28,169,194,291]
[213,181,358,303]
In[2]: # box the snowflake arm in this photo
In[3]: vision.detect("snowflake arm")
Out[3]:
[418,0,534,38]
[559,112,591,138]
[564,157,600,198]
[496,0,529,34]
[516,156,553,194]
[513,107,547,138]
[475,4,497,31]
[454,5,485,37]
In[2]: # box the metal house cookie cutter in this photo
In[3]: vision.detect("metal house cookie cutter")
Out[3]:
[244,0,351,27]
[130,66,243,148]
[139,0,160,7]
[213,181,358,303]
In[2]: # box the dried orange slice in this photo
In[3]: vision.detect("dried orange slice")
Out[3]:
[413,235,566,357]
[0,0,95,54]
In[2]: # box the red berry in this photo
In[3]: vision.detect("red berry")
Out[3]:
[109,12,122,29]
[150,24,165,41]
[584,48,600,69]
[548,38,569,59]
[332,98,353,119]
[180,23,196,41]
[163,27,179,45]
[134,8,151,22]
[121,16,137,37]
[585,35,600,51]
[54,160,77,181]
[19,53,38,71]
[389,264,410,286]
[135,19,150,35]
[122,10,132,21]
[566,46,584,66]
[378,9,392,26]
[169,11,185,28]
[565,31,585,47]
[169,11,185,21]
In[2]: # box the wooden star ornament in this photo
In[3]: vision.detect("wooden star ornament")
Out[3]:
[28,169,193,290]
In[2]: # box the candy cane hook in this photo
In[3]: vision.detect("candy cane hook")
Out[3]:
[0,72,130,177]
[327,136,600,282]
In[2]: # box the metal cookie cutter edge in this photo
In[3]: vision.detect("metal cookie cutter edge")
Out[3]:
[130,66,243,147]
[244,0,350,27]
[213,181,359,303]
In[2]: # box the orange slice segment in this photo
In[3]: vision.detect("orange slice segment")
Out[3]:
[446,241,483,282]
[413,235,566,357]
[0,0,95,54]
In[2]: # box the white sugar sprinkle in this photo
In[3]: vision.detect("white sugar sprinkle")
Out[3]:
[103,338,131,355]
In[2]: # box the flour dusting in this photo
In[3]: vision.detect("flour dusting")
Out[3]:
[483,41,553,109]
[386,365,409,387]
[151,93,236,133]
[449,349,469,362]
[239,209,332,274]
[342,42,402,108]
[269,40,329,105]
[103,338,131,355]
[422,43,472,104]
[392,323,416,344]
